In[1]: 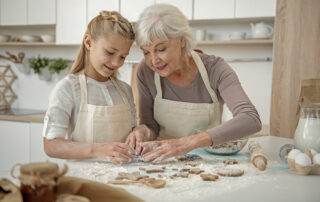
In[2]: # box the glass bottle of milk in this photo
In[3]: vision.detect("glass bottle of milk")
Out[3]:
[294,102,320,152]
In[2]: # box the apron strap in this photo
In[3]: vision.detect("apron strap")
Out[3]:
[154,73,162,99]
[79,72,88,105]
[110,77,130,105]
[154,51,219,103]
[190,51,219,103]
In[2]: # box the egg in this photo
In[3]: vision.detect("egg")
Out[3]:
[313,153,320,165]
[295,153,312,166]
[288,149,302,160]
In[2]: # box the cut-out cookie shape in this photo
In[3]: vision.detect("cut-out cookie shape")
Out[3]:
[185,163,197,167]
[176,154,202,161]
[223,159,238,165]
[170,172,189,179]
[200,174,219,181]
[116,172,149,181]
[146,166,166,173]
[188,168,204,175]
[217,167,244,177]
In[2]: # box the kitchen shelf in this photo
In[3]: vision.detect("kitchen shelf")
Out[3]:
[0,39,273,47]
[0,42,79,46]
[196,39,273,45]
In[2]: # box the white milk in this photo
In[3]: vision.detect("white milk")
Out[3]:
[294,118,320,152]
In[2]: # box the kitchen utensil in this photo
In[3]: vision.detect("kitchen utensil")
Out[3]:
[0,34,11,42]
[229,31,246,40]
[108,179,166,189]
[40,34,55,43]
[195,29,207,41]
[204,138,248,155]
[250,22,273,38]
[21,35,41,42]
[279,144,297,163]
[248,141,267,171]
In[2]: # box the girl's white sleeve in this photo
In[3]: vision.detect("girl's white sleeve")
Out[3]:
[43,78,74,140]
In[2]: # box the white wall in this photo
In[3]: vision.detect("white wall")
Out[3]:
[0,22,273,126]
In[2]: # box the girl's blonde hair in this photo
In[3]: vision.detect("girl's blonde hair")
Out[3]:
[135,4,195,54]
[70,11,135,77]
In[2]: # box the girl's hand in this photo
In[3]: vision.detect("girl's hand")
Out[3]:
[140,132,212,163]
[92,142,135,165]
[125,125,154,155]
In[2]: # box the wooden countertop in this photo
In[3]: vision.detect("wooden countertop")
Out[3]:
[0,109,45,123]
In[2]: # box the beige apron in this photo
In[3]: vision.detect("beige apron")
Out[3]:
[154,51,221,140]
[72,72,133,143]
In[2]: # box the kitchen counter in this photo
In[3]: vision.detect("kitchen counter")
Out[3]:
[1,136,319,202]
[0,108,45,123]
[65,136,319,202]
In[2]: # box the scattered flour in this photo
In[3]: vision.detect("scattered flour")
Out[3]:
[67,156,279,202]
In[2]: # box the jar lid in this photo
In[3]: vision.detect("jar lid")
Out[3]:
[20,162,59,176]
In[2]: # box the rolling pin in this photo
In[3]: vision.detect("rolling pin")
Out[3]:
[248,141,268,171]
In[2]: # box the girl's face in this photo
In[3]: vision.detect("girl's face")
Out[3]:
[84,34,132,81]
[140,38,185,77]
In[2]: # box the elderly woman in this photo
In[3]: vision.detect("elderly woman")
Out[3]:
[125,4,261,163]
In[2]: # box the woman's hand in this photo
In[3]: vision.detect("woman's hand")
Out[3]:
[125,125,154,155]
[92,142,135,165]
[140,132,212,163]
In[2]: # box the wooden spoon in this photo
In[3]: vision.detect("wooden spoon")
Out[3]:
[108,179,166,188]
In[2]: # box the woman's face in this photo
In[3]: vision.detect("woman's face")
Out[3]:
[85,34,132,81]
[140,38,185,77]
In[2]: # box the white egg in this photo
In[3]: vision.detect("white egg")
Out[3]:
[313,153,320,165]
[295,153,312,166]
[310,149,318,157]
[288,149,302,160]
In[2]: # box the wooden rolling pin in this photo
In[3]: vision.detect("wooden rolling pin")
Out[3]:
[248,141,268,171]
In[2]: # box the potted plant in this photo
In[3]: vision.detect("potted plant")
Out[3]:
[29,56,51,81]
[49,58,69,79]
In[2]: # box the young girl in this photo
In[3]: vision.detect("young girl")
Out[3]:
[43,11,136,165]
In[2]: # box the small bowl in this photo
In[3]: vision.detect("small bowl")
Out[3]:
[0,34,11,42]
[21,35,41,42]
[204,138,248,155]
[40,34,55,43]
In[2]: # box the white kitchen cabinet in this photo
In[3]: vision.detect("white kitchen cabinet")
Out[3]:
[29,122,48,162]
[194,0,235,20]
[120,0,154,22]
[88,0,119,22]
[28,0,56,25]
[155,0,193,20]
[56,0,87,44]
[0,120,30,171]
[0,0,27,25]
[235,0,276,18]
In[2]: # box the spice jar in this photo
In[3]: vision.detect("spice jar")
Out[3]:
[11,162,67,202]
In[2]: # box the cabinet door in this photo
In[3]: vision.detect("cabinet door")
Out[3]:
[235,0,276,18]
[28,0,56,25]
[194,0,235,19]
[155,0,193,20]
[120,0,154,22]
[29,123,49,162]
[56,0,87,44]
[0,121,30,171]
[88,0,119,23]
[0,0,27,25]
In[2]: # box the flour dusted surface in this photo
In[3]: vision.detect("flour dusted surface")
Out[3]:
[67,152,279,202]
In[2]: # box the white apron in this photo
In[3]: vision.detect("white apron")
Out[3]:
[154,51,221,140]
[72,72,133,143]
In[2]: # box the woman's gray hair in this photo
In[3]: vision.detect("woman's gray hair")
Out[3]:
[135,3,195,54]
